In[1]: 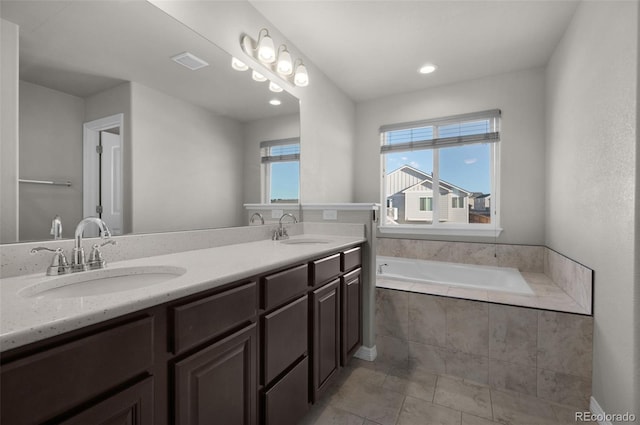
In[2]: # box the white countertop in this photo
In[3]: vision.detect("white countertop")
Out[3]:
[0,234,365,352]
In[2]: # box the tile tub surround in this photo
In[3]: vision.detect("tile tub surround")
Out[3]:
[377,238,593,315]
[0,233,365,351]
[375,289,594,409]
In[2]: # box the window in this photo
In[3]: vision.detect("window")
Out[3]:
[260,138,300,204]
[380,109,501,236]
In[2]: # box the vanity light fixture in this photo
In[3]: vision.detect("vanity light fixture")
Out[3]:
[239,29,310,88]
[419,63,438,74]
[293,60,309,87]
[269,81,283,93]
[276,45,293,76]
[252,70,267,82]
[269,99,282,106]
[257,29,276,64]
[231,57,249,71]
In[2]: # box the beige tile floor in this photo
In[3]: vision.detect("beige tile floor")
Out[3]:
[299,360,597,425]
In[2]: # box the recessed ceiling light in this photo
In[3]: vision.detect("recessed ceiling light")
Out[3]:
[171,52,209,71]
[231,57,248,71]
[269,99,282,106]
[252,70,267,82]
[419,64,437,74]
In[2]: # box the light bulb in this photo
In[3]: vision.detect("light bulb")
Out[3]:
[419,64,437,74]
[257,31,276,64]
[269,82,283,92]
[269,99,282,106]
[294,63,309,87]
[276,48,293,76]
[231,57,248,71]
[252,70,267,82]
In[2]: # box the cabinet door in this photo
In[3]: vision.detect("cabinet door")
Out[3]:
[60,377,154,425]
[174,324,257,425]
[311,279,340,402]
[341,269,362,365]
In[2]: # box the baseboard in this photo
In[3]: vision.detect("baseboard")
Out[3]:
[353,345,377,362]
[590,397,612,425]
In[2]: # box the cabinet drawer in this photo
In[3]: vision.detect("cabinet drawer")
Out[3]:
[172,281,257,354]
[262,295,308,385]
[311,254,341,286]
[261,264,308,310]
[263,357,309,425]
[341,246,362,272]
[1,316,154,425]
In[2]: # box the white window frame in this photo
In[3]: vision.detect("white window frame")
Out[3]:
[379,110,502,238]
[260,138,300,204]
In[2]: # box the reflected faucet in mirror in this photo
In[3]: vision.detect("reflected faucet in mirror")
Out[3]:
[249,212,265,225]
[273,213,298,240]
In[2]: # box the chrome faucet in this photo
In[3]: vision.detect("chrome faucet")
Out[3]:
[378,263,388,274]
[249,212,265,225]
[273,213,298,240]
[71,217,112,272]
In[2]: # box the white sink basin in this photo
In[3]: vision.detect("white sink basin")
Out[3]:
[19,266,186,299]
[279,238,332,245]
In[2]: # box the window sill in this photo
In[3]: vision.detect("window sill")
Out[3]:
[378,224,503,238]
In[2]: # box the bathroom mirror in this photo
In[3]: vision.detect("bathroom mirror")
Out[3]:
[0,0,300,243]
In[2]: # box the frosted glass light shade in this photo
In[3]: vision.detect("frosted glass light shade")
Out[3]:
[294,63,309,87]
[257,32,276,64]
[252,70,267,82]
[269,82,283,92]
[276,48,293,75]
[231,57,248,71]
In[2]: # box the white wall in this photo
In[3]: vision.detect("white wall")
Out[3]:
[149,0,357,203]
[18,81,84,241]
[242,113,300,205]
[1,19,19,243]
[354,68,546,245]
[546,0,638,415]
[129,82,244,233]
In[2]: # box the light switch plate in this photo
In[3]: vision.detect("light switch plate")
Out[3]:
[323,210,338,220]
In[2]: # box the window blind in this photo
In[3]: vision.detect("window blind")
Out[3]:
[260,137,300,164]
[380,109,501,153]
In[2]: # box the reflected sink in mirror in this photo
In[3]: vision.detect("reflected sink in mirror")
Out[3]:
[19,266,186,299]
[279,238,331,245]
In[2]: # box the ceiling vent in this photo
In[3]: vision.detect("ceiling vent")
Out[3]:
[171,52,209,71]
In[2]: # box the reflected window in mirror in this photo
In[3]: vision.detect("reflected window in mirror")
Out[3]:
[260,138,300,204]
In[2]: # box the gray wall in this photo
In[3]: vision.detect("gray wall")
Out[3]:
[130,82,244,233]
[18,81,84,241]
[545,0,638,415]
[1,19,18,243]
[149,0,357,204]
[354,68,546,245]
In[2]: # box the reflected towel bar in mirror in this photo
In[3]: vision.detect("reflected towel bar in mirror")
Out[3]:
[19,179,72,187]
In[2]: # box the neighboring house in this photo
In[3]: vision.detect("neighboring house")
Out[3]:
[385,165,474,224]
[471,193,491,213]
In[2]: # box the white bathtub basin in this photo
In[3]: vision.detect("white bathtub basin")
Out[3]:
[19,266,186,299]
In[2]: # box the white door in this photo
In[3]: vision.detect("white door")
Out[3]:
[100,131,123,235]
[83,114,124,237]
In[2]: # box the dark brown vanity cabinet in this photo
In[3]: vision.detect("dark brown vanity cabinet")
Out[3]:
[311,279,341,402]
[260,265,310,425]
[0,316,155,425]
[0,244,363,425]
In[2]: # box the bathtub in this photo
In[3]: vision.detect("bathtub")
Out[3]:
[376,255,533,295]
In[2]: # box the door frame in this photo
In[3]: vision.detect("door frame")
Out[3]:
[83,114,124,231]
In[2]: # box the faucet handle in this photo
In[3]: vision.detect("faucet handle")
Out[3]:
[30,247,70,276]
[88,240,116,269]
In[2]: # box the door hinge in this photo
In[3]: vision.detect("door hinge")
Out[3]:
[96,205,103,214]
[96,145,103,154]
